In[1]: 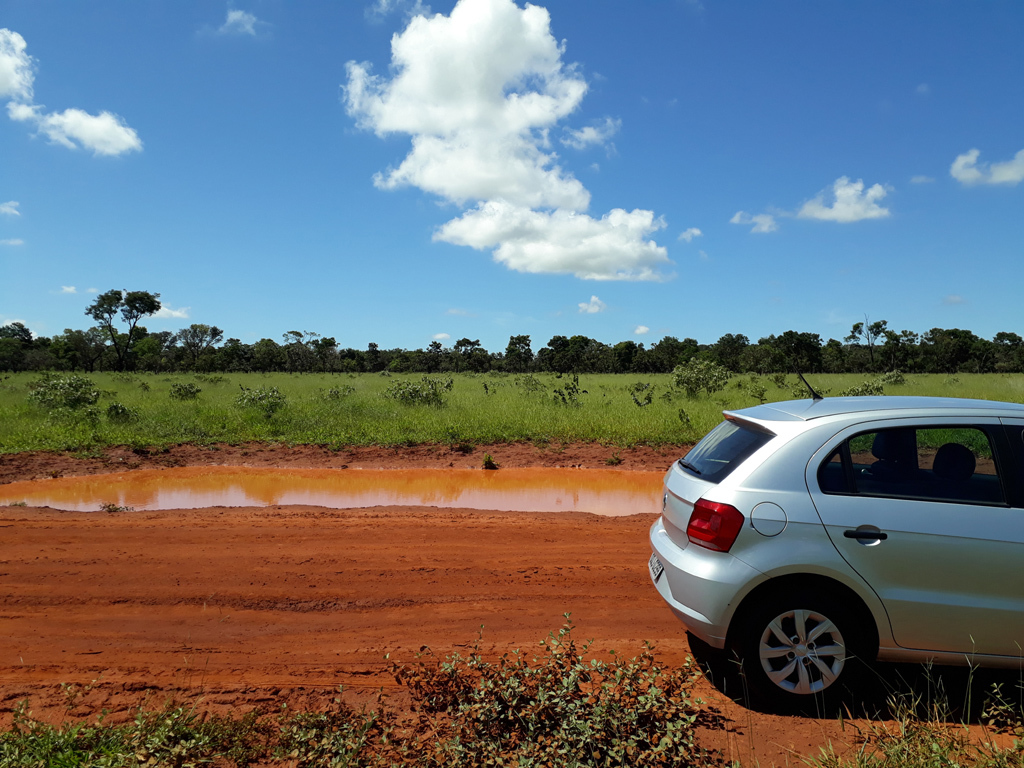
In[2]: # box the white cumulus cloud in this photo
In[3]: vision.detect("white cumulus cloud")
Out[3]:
[561,116,620,150]
[0,29,33,101]
[218,10,260,36]
[345,0,671,281]
[436,200,670,281]
[432,332,451,340]
[578,295,606,314]
[634,325,649,335]
[950,148,1024,186]
[2,28,141,157]
[60,286,76,293]
[0,200,19,216]
[678,227,702,242]
[155,305,190,319]
[730,211,777,233]
[797,177,891,223]
[11,105,142,156]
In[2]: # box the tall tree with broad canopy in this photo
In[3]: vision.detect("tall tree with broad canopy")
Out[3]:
[84,290,161,371]
[175,324,224,368]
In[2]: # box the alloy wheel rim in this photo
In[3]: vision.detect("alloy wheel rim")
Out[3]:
[758,608,847,695]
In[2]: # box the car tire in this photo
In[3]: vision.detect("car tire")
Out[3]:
[733,590,865,712]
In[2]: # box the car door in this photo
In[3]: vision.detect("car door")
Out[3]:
[807,417,1024,657]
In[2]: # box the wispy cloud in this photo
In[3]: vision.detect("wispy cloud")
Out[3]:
[678,227,702,242]
[0,200,20,216]
[942,294,966,305]
[368,0,432,20]
[910,175,934,184]
[796,177,891,223]
[0,238,24,246]
[60,286,76,293]
[344,0,671,281]
[217,10,261,36]
[578,295,607,314]
[2,27,142,156]
[730,211,777,233]
[154,305,190,319]
[916,83,930,95]
[446,308,472,316]
[950,148,1024,186]
[561,117,621,151]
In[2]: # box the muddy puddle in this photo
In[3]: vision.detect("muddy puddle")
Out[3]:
[0,467,665,517]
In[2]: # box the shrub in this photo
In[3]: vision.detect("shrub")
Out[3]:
[880,370,906,386]
[321,385,355,400]
[744,377,768,404]
[169,382,202,400]
[383,376,453,407]
[27,374,100,410]
[106,402,138,423]
[628,381,655,407]
[552,374,587,407]
[839,379,885,397]
[672,359,731,398]
[236,384,287,417]
[481,453,499,470]
[391,617,708,767]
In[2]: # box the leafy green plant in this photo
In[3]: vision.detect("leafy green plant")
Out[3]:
[605,452,623,465]
[390,617,709,768]
[236,384,287,417]
[745,377,769,404]
[553,373,587,406]
[99,502,133,513]
[880,370,906,386]
[383,376,453,407]
[839,378,885,397]
[27,374,100,410]
[169,382,202,400]
[481,453,499,470]
[672,359,731,398]
[106,402,138,423]
[629,381,655,407]
[321,385,355,400]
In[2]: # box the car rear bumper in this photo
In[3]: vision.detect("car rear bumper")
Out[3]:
[649,517,764,649]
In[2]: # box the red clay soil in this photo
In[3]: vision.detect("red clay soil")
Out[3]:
[0,445,1006,766]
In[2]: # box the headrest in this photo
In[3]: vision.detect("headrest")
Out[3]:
[872,429,917,465]
[933,443,976,481]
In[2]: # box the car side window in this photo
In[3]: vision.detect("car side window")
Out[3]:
[820,426,1005,505]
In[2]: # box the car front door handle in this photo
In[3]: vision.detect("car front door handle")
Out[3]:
[843,529,888,541]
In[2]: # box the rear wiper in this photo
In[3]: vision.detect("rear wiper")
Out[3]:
[677,458,702,475]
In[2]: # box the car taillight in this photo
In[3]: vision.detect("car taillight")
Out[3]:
[686,499,744,552]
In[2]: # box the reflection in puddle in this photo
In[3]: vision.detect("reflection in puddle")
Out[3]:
[0,467,666,517]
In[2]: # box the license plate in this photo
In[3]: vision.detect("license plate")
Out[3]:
[648,553,664,582]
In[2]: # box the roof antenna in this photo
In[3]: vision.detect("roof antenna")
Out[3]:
[797,372,824,401]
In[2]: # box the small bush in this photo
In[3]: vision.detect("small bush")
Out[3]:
[628,381,655,407]
[321,385,355,400]
[672,359,731,398]
[744,377,768,404]
[552,374,587,407]
[169,382,202,400]
[383,376,453,407]
[391,617,708,768]
[839,379,885,397]
[481,453,499,470]
[880,370,906,386]
[27,374,100,410]
[106,402,138,423]
[236,385,287,417]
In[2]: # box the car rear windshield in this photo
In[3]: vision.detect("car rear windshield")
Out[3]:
[679,419,774,484]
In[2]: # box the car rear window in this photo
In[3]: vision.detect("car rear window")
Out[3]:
[679,419,773,484]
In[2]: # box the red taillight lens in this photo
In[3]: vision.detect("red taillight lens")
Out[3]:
[686,499,744,552]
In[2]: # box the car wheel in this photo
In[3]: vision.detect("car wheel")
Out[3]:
[734,591,863,711]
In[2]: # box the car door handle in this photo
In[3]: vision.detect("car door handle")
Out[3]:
[843,529,888,541]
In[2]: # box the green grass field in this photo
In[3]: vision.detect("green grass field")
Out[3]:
[2,370,1024,454]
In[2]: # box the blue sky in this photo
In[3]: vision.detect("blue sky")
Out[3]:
[2,0,1022,352]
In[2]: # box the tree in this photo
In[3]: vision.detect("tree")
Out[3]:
[85,290,161,370]
[845,316,887,370]
[175,324,224,368]
[710,333,749,372]
[504,335,533,372]
[0,322,33,344]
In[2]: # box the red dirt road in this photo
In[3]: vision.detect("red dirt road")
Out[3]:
[0,444,951,766]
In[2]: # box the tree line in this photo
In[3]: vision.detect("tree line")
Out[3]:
[1,290,1022,375]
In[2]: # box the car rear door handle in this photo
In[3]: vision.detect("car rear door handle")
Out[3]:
[843,529,888,541]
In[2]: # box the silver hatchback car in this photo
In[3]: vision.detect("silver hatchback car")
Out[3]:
[648,396,1024,708]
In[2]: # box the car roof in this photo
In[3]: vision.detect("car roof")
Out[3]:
[726,396,1024,424]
